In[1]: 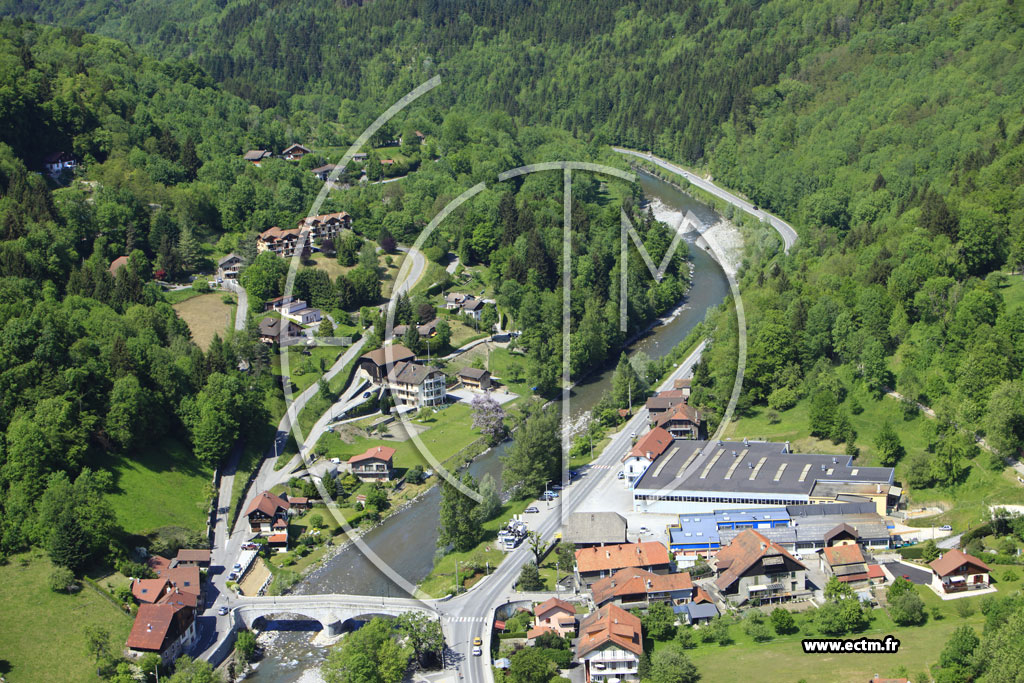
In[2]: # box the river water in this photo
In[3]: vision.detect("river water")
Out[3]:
[248,169,729,682]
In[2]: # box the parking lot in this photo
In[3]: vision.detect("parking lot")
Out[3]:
[882,561,932,585]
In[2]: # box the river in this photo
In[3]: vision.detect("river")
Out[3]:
[247,169,729,682]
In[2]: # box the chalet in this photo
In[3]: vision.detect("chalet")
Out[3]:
[575,603,643,683]
[217,253,243,280]
[462,298,485,320]
[393,319,439,340]
[590,568,693,609]
[131,578,170,604]
[352,152,369,162]
[714,529,808,604]
[445,293,473,310]
[267,533,289,552]
[126,600,197,665]
[160,566,202,602]
[147,555,171,575]
[243,150,272,165]
[457,367,491,391]
[282,143,312,160]
[299,211,352,244]
[43,151,78,176]
[246,491,290,535]
[258,317,303,344]
[929,549,991,594]
[174,549,211,568]
[575,541,672,587]
[380,159,395,166]
[672,378,692,401]
[620,427,673,485]
[645,391,686,420]
[287,495,313,511]
[257,226,309,259]
[108,256,130,277]
[654,402,702,439]
[562,512,628,548]
[349,446,395,482]
[357,345,416,383]
[386,361,446,409]
[311,164,335,181]
[820,544,870,584]
[824,522,860,547]
[530,598,577,638]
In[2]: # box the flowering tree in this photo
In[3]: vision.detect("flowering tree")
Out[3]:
[471,392,506,445]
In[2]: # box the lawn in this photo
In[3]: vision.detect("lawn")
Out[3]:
[0,552,133,683]
[162,286,202,305]
[996,271,1024,310]
[379,252,407,298]
[309,252,351,280]
[313,403,484,475]
[675,577,1008,683]
[101,437,213,536]
[172,291,235,350]
[447,346,533,399]
[274,343,347,393]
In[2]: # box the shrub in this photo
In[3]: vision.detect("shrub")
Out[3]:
[194,279,211,293]
[49,566,78,593]
[767,386,798,411]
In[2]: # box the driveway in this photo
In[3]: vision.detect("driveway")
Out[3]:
[882,561,932,585]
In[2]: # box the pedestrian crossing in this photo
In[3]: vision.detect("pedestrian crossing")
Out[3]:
[589,464,614,470]
[447,616,488,623]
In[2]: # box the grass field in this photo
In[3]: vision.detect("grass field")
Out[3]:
[996,271,1024,310]
[274,343,347,393]
[0,552,133,683]
[162,286,202,305]
[101,437,213,535]
[173,292,235,350]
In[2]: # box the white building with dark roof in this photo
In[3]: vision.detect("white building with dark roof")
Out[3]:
[631,440,897,515]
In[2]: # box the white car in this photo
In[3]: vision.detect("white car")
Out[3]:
[472,646,482,657]
[218,606,229,616]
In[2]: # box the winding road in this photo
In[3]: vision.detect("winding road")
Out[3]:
[614,147,798,253]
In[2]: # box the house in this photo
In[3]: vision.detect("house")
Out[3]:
[147,555,172,575]
[714,529,808,604]
[349,446,395,482]
[131,578,170,604]
[126,600,197,664]
[299,212,352,244]
[267,533,289,552]
[820,544,870,584]
[445,293,473,310]
[258,317,303,344]
[109,256,130,276]
[531,598,577,638]
[265,294,297,311]
[590,568,693,608]
[620,427,673,485]
[160,566,202,602]
[243,149,272,165]
[352,152,369,162]
[43,151,78,176]
[417,319,439,338]
[311,164,335,181]
[462,298,485,321]
[174,549,211,568]
[866,564,886,585]
[246,491,291,535]
[562,512,628,548]
[257,226,309,259]
[929,549,991,594]
[282,143,312,160]
[457,367,491,391]
[645,391,687,421]
[654,402,702,439]
[386,361,446,408]
[277,299,322,325]
[575,603,643,683]
[575,541,672,587]
[824,522,860,547]
[217,253,243,280]
[287,495,312,511]
[680,601,718,625]
[672,378,692,400]
[357,345,416,383]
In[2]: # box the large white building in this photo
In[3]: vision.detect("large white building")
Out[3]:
[631,439,897,515]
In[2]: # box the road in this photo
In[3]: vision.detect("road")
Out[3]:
[221,279,248,331]
[198,247,426,661]
[613,147,798,253]
[443,340,707,683]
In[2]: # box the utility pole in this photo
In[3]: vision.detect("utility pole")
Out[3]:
[455,559,459,595]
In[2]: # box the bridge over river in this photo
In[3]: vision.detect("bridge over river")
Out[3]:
[230,594,443,636]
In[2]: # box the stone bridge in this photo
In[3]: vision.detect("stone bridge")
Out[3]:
[231,594,441,636]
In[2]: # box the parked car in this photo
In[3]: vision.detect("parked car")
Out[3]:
[551,484,563,490]
[233,563,242,571]
[939,525,953,531]
[228,572,238,581]
[363,391,372,398]
[524,507,539,514]
[617,471,625,480]
[639,526,650,533]
[330,458,341,465]
[241,542,259,550]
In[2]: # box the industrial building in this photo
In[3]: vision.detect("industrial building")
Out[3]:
[631,439,898,515]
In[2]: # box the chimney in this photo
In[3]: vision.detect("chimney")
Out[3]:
[732,450,738,457]
[743,437,749,446]
[146,624,152,632]
[876,484,882,494]
[832,457,837,464]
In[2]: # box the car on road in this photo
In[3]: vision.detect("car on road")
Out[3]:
[617,471,625,480]
[630,431,637,438]
[472,636,482,646]
[218,606,229,616]
[939,525,952,531]
[472,646,482,657]
[524,506,539,513]
[902,574,910,580]
[241,542,259,550]
[639,526,650,533]
[363,391,372,398]
[326,426,334,433]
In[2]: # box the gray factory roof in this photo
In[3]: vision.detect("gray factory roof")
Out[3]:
[717,511,890,547]
[633,440,894,497]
